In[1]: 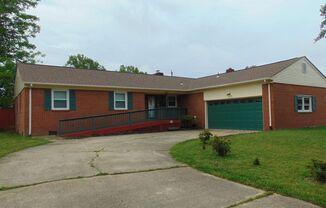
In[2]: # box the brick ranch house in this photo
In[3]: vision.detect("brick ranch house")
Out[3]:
[14,56,326,136]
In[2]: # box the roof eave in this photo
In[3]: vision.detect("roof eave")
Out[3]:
[189,78,272,91]
[23,81,190,92]
[23,77,273,92]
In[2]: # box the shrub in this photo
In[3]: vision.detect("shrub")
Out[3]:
[307,159,326,183]
[198,129,212,149]
[181,115,195,129]
[211,136,231,157]
[253,157,261,166]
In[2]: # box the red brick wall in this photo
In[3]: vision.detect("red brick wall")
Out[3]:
[178,92,205,128]
[263,83,326,130]
[17,88,145,136]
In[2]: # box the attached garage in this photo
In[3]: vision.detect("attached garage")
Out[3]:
[207,97,263,130]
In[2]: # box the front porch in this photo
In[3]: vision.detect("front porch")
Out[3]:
[145,94,179,110]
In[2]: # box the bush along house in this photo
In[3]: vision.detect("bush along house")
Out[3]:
[14,56,326,137]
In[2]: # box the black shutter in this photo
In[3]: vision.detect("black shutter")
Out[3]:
[108,91,114,110]
[294,96,298,112]
[312,96,316,112]
[44,89,51,111]
[128,92,133,110]
[69,90,76,111]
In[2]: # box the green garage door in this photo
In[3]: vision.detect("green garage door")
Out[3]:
[208,97,263,130]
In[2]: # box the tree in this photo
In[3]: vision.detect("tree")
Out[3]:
[315,4,326,42]
[0,0,42,62]
[0,0,42,108]
[0,60,15,107]
[119,65,146,74]
[65,54,105,70]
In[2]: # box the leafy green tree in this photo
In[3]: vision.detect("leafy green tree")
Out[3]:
[65,54,105,70]
[0,0,42,62]
[0,0,42,108]
[0,60,16,107]
[119,65,146,74]
[316,4,326,42]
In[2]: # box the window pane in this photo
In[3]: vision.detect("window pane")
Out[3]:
[54,91,67,100]
[297,97,303,110]
[304,97,311,111]
[167,96,175,102]
[115,101,126,108]
[297,97,303,103]
[168,101,176,106]
[115,93,125,101]
[167,96,176,107]
[54,100,67,108]
[297,104,303,110]
[304,98,309,104]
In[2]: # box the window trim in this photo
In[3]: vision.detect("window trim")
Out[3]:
[114,91,128,110]
[297,95,312,113]
[51,89,69,110]
[166,95,177,108]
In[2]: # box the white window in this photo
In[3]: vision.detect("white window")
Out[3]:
[114,92,127,110]
[297,96,312,112]
[52,90,69,110]
[167,95,177,108]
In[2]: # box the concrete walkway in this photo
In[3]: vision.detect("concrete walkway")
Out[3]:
[0,130,320,208]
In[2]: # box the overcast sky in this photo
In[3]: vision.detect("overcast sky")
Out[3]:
[30,0,326,77]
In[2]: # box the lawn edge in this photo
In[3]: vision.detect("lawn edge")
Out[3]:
[169,138,325,208]
[0,134,51,160]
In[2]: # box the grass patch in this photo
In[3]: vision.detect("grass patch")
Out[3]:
[0,132,49,159]
[171,127,326,207]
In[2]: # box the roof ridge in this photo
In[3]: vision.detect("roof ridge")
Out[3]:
[194,56,301,80]
[17,62,195,80]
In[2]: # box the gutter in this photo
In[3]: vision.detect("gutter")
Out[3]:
[22,78,271,93]
[189,78,269,91]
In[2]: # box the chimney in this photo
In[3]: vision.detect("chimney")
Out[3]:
[226,68,235,73]
[153,70,164,76]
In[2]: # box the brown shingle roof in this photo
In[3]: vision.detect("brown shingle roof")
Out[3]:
[17,57,301,91]
[17,64,193,91]
[191,57,300,89]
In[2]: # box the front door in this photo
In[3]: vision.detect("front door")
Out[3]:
[148,96,156,119]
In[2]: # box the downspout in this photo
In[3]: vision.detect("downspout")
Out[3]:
[28,84,33,136]
[268,83,272,129]
[204,101,208,129]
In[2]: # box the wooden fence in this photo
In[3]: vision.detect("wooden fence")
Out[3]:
[0,108,15,131]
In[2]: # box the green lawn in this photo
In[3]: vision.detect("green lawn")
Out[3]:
[0,132,49,159]
[171,127,326,207]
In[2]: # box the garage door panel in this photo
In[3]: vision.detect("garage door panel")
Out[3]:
[208,97,263,130]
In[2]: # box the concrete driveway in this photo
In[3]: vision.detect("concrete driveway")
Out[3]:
[0,130,319,208]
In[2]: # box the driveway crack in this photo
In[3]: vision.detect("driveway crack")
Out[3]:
[89,148,104,174]
[224,192,273,208]
[0,165,188,192]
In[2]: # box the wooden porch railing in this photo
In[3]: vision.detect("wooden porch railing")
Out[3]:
[58,108,186,135]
